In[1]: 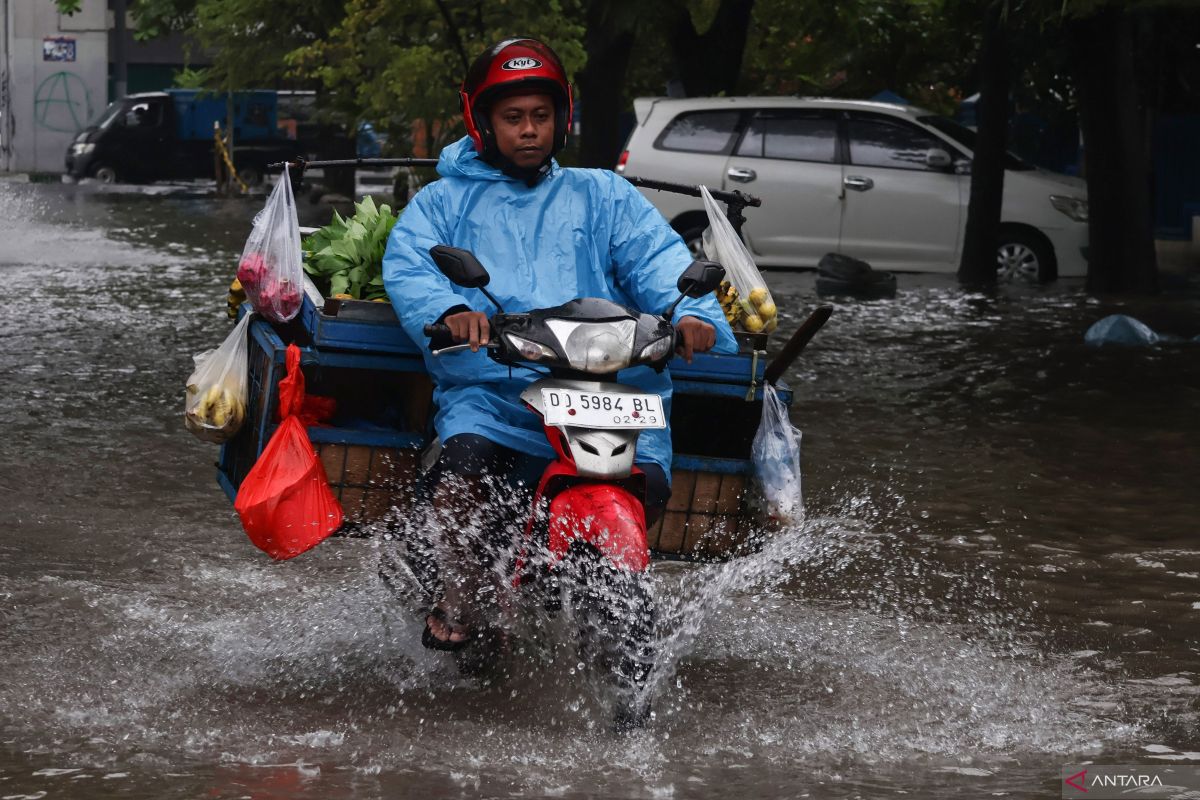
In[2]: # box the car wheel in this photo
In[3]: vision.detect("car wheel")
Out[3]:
[997,229,1056,284]
[237,164,265,188]
[680,224,708,260]
[91,163,119,184]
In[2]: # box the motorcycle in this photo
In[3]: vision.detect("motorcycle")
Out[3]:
[412,245,725,729]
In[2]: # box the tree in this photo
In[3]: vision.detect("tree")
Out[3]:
[1068,3,1159,293]
[740,0,974,109]
[957,1,1010,286]
[287,0,586,165]
[665,0,756,97]
[575,2,638,169]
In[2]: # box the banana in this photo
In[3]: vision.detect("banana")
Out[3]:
[211,390,231,429]
[194,386,215,421]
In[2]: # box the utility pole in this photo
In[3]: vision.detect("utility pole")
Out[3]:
[112,0,127,100]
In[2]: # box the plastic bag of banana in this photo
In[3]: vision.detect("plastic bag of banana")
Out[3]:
[185,312,252,444]
[700,185,780,335]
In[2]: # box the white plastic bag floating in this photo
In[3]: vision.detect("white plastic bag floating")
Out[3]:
[699,185,778,334]
[184,313,252,444]
[236,164,303,323]
[751,383,803,525]
[1084,314,1159,347]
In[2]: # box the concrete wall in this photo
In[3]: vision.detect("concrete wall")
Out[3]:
[1,0,109,173]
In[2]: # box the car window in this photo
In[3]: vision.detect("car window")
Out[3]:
[847,116,950,172]
[735,112,838,163]
[655,110,741,154]
[123,101,162,128]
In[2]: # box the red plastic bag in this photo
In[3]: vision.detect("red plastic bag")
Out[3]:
[235,345,342,559]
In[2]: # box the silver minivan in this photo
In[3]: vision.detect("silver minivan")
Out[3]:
[618,97,1089,283]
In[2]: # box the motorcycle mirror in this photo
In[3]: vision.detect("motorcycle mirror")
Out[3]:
[428,245,506,312]
[677,259,726,297]
[664,259,726,321]
[429,245,491,288]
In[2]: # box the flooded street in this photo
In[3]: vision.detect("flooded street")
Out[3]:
[1,178,1197,799]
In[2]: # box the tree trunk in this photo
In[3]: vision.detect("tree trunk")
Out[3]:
[1071,9,1158,294]
[666,0,756,97]
[957,2,1009,287]
[577,3,636,168]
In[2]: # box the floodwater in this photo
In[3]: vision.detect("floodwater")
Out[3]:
[0,178,1197,799]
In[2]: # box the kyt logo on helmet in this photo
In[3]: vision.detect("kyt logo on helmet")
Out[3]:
[502,57,542,71]
[460,38,574,163]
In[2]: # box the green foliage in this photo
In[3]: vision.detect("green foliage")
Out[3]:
[740,0,976,112]
[301,196,399,300]
[287,0,586,158]
[172,66,211,89]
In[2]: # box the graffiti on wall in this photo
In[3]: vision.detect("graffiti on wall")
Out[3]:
[34,71,93,133]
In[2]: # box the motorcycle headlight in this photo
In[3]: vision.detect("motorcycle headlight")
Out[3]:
[1050,194,1088,223]
[505,333,556,361]
[546,319,636,373]
[638,334,673,362]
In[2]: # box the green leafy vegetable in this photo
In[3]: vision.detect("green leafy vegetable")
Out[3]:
[302,196,399,301]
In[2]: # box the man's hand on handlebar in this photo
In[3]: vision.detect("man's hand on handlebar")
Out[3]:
[443,310,490,352]
[675,316,716,364]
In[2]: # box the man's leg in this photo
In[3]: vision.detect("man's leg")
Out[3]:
[425,434,520,646]
[637,462,670,528]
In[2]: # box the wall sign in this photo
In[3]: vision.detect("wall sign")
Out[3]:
[43,37,77,62]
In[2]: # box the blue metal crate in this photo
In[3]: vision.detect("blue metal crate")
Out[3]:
[217,309,795,557]
[297,292,423,356]
[217,318,429,509]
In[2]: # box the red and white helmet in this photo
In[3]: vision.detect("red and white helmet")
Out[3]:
[460,38,573,160]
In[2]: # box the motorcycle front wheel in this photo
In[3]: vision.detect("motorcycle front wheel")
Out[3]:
[561,541,657,731]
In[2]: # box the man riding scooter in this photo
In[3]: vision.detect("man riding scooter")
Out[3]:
[380,38,736,653]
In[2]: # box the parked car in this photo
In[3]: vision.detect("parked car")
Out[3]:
[617,97,1089,282]
[66,90,309,186]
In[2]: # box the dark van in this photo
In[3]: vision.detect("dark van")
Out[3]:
[65,90,309,186]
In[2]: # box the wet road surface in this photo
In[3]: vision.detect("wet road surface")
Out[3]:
[0,179,1197,798]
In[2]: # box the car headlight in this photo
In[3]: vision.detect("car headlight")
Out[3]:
[638,334,673,362]
[70,142,95,156]
[1050,194,1088,222]
[505,333,556,361]
[546,319,636,373]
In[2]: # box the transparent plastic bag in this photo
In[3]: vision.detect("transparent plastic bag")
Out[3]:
[751,383,803,525]
[700,185,778,334]
[184,312,251,444]
[236,164,303,323]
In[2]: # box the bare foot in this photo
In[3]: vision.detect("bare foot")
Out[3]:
[426,606,470,646]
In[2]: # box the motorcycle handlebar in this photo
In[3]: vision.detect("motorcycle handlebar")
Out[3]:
[426,317,685,361]
[423,323,451,337]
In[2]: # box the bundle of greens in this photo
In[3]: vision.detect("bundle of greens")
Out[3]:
[301,196,399,301]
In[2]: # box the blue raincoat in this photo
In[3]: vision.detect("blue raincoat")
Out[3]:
[382,136,736,476]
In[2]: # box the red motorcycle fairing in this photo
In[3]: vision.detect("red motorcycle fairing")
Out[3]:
[547,483,650,572]
[508,408,650,577]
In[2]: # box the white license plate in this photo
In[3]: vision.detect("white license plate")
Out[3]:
[540,388,666,429]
